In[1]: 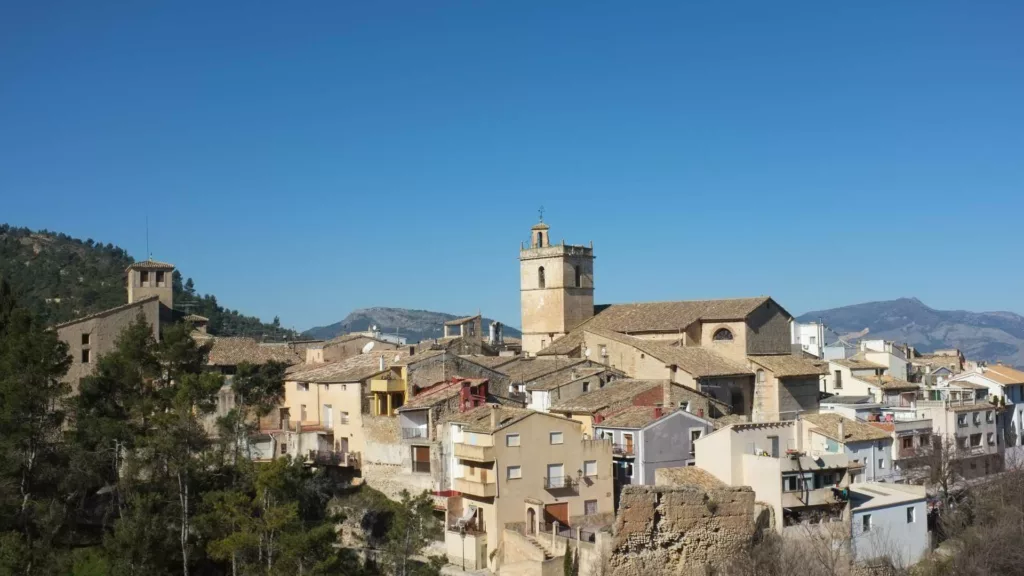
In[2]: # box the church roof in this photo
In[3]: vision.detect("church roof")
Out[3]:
[583,297,778,333]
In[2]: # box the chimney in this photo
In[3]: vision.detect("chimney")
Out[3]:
[653,406,663,419]
[594,413,604,424]
[489,404,498,429]
[838,418,845,444]
[663,378,673,408]
[408,345,416,356]
[378,354,385,372]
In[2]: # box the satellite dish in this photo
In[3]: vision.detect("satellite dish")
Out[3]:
[584,347,591,358]
[394,354,401,362]
[361,341,375,354]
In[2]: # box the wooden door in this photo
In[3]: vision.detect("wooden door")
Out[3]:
[545,503,569,526]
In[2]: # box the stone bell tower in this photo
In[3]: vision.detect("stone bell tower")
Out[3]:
[126,259,175,310]
[519,217,594,356]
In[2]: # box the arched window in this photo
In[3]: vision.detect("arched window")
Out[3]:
[538,266,546,288]
[574,265,582,288]
[713,328,733,341]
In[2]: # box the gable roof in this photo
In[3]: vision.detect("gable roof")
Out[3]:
[851,374,919,391]
[398,378,488,411]
[444,315,480,326]
[582,328,751,378]
[596,406,711,429]
[802,413,892,443]
[832,354,888,371]
[549,379,662,415]
[749,354,829,377]
[459,355,519,370]
[980,365,1024,386]
[494,357,593,383]
[447,405,569,434]
[583,297,778,333]
[287,352,411,383]
[54,296,161,329]
[525,367,618,392]
[206,338,305,367]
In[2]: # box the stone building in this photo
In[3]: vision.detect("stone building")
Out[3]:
[519,219,595,356]
[56,259,178,392]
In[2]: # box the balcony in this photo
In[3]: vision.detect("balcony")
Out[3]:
[454,477,497,498]
[454,443,495,462]
[402,427,428,441]
[307,450,360,468]
[894,419,932,433]
[370,378,407,393]
[612,443,636,457]
[544,476,579,493]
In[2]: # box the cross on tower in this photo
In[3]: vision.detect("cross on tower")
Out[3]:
[538,205,544,222]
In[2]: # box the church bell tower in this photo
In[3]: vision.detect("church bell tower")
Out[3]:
[519,216,594,356]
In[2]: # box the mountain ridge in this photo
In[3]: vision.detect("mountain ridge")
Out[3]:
[302,307,522,342]
[797,297,1024,367]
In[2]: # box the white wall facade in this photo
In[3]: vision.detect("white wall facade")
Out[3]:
[851,500,928,567]
[792,322,826,358]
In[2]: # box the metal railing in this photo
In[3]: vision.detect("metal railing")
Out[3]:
[540,522,573,538]
[612,443,635,456]
[412,460,431,474]
[448,520,485,535]
[543,476,578,491]
[308,450,358,467]
[402,427,428,440]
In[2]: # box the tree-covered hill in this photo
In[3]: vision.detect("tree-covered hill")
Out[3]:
[0,224,297,340]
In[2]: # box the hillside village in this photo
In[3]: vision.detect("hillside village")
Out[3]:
[46,217,1024,575]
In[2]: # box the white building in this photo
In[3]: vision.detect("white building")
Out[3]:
[802,413,895,483]
[849,482,928,567]
[792,321,826,358]
[947,364,1024,452]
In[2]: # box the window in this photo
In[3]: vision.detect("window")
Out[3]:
[507,465,522,480]
[920,434,930,447]
[583,460,597,477]
[624,461,634,478]
[547,463,565,487]
[689,429,702,457]
[549,431,563,445]
[81,333,90,345]
[582,381,590,393]
[834,370,843,390]
[878,458,885,469]
[987,433,995,446]
[902,437,913,449]
[300,405,307,421]
[538,266,546,289]
[809,336,817,345]
[957,414,967,427]
[756,370,765,384]
[298,382,309,392]
[81,349,90,363]
[907,507,916,523]
[713,328,733,341]
[987,411,994,423]
[973,412,981,425]
[156,271,165,286]
[970,433,982,447]
[340,411,350,425]
[140,270,149,284]
[584,500,597,515]
[280,442,287,455]
[574,265,581,288]
[506,433,521,447]
[783,475,801,492]
[862,514,872,532]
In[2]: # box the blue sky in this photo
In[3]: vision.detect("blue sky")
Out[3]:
[2,1,1022,332]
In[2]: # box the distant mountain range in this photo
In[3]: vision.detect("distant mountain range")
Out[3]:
[302,307,522,343]
[798,298,1024,367]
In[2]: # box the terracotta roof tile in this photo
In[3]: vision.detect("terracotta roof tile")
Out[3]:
[851,374,919,391]
[444,315,480,326]
[549,379,662,415]
[287,351,409,383]
[749,354,829,377]
[525,367,619,392]
[832,355,888,371]
[582,328,751,378]
[495,357,593,382]
[595,405,669,429]
[458,355,519,370]
[207,338,304,367]
[584,297,776,333]
[448,405,538,433]
[802,413,892,443]
[399,378,488,410]
[981,365,1024,386]
[126,259,175,271]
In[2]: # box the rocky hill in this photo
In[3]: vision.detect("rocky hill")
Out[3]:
[0,224,297,340]
[798,297,1024,367]
[303,307,522,343]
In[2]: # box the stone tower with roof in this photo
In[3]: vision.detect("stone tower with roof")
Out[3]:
[519,219,594,355]
[126,259,175,310]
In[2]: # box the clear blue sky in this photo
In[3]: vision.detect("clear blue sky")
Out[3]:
[2,1,1022,332]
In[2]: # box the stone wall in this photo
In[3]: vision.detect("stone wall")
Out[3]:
[608,484,757,576]
[407,354,512,396]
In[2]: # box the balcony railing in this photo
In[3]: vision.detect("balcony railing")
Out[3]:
[402,427,428,440]
[307,450,359,468]
[412,460,431,474]
[454,442,495,462]
[544,476,578,491]
[454,477,497,497]
[612,444,635,456]
[540,522,573,538]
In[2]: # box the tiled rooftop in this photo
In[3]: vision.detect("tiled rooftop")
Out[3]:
[802,413,892,443]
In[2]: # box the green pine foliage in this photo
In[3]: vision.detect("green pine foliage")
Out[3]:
[0,224,297,340]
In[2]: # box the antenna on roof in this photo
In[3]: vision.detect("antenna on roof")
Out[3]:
[145,215,150,260]
[361,341,375,354]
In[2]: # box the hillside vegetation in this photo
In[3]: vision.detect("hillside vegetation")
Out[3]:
[0,224,296,340]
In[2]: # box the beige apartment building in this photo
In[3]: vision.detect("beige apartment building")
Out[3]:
[696,419,854,530]
[444,405,613,571]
